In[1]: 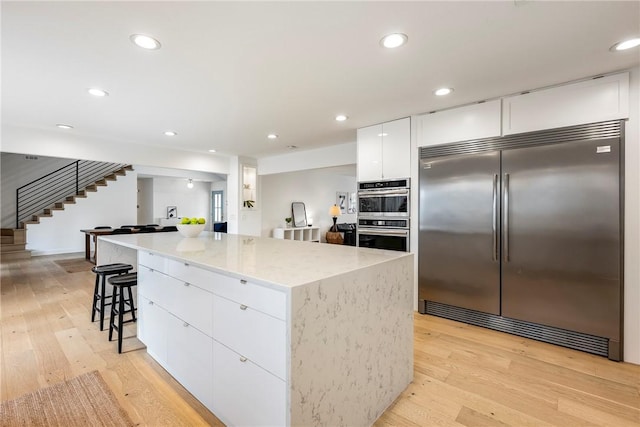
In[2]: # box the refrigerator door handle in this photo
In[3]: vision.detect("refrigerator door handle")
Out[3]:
[492,174,498,261]
[503,173,510,262]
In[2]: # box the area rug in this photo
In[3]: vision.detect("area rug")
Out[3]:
[0,370,134,426]
[54,258,94,274]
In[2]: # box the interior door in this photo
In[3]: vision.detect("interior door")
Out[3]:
[501,138,621,340]
[419,151,501,315]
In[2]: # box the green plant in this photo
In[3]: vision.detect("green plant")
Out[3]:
[285,217,292,225]
[243,200,254,208]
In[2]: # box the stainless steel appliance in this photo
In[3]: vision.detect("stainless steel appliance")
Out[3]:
[358,179,409,217]
[357,179,410,251]
[357,218,409,252]
[418,120,623,360]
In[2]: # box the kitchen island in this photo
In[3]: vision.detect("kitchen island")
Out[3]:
[98,231,413,426]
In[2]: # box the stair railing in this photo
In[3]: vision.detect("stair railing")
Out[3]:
[16,160,128,228]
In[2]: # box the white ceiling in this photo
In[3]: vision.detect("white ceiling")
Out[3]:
[2,1,639,160]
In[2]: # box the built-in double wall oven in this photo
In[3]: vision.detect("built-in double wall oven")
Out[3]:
[357,179,410,252]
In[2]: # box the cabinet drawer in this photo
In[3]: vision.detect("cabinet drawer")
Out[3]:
[171,281,213,337]
[166,258,217,293]
[210,274,286,321]
[138,265,174,308]
[212,340,286,427]
[139,265,213,336]
[138,251,168,272]
[213,294,286,380]
[140,252,286,320]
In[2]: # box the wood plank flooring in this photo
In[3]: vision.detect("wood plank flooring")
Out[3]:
[2,254,639,426]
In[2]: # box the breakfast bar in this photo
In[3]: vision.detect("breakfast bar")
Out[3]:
[98,231,414,426]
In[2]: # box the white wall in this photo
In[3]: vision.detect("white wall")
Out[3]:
[26,172,137,255]
[259,142,356,175]
[261,165,357,242]
[623,66,640,364]
[152,177,212,230]
[2,125,230,175]
[137,178,154,224]
[1,153,72,228]
[226,156,240,234]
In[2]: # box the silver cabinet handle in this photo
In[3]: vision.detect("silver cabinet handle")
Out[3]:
[240,304,248,310]
[492,173,498,262]
[184,282,190,287]
[149,268,154,272]
[239,356,247,362]
[503,173,510,262]
[183,322,189,327]
[149,301,154,305]
[240,279,247,285]
[184,262,189,267]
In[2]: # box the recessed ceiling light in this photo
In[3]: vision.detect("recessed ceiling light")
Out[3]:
[335,115,348,122]
[434,87,454,96]
[88,88,108,97]
[380,33,408,49]
[130,34,161,50]
[610,37,640,51]
[56,124,74,129]
[267,134,278,140]
[164,131,177,136]
[187,179,194,189]
[208,149,217,153]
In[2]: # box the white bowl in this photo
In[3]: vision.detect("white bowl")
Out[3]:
[176,223,205,238]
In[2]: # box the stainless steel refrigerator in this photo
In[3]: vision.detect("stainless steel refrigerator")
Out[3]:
[418,121,623,360]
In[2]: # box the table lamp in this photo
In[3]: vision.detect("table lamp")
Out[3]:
[329,204,341,232]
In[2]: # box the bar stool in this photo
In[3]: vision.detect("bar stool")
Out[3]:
[91,263,133,331]
[108,272,138,353]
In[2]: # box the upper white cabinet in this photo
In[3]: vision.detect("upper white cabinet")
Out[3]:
[417,99,502,147]
[502,72,629,135]
[357,117,410,181]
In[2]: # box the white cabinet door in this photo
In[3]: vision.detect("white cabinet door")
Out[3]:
[502,72,629,135]
[212,294,286,380]
[381,117,411,179]
[167,313,214,410]
[357,124,383,182]
[139,295,169,366]
[417,100,502,147]
[212,340,286,427]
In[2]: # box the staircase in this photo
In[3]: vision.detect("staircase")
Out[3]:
[2,162,134,261]
[1,229,31,261]
[17,162,133,228]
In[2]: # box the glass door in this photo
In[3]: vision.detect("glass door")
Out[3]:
[212,190,224,225]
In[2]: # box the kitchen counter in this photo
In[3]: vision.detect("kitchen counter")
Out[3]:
[98,231,414,426]
[99,231,409,289]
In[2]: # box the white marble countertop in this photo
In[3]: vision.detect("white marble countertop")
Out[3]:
[99,231,411,289]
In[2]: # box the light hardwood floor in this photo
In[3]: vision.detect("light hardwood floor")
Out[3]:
[1,254,639,426]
